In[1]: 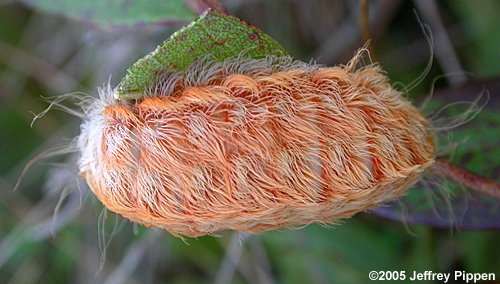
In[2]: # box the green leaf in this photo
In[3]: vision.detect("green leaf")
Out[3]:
[20,0,196,27]
[117,10,289,100]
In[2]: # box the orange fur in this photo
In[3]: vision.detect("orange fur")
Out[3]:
[78,55,435,237]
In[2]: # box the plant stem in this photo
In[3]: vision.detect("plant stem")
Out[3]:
[430,158,500,199]
[360,0,378,62]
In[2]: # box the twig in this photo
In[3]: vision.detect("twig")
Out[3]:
[315,0,400,64]
[0,41,80,94]
[186,0,227,14]
[214,233,250,284]
[201,0,227,13]
[0,188,82,269]
[103,230,162,284]
[248,237,274,284]
[360,0,378,62]
[430,158,500,199]
[413,0,467,86]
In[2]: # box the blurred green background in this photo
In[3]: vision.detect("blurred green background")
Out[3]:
[0,0,498,283]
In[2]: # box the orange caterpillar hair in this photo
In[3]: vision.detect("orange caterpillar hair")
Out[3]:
[78,54,435,237]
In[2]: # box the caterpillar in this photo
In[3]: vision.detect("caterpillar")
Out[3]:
[77,53,436,238]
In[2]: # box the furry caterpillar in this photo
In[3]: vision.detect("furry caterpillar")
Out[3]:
[78,54,435,237]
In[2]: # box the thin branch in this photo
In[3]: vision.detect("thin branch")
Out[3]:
[360,0,378,62]
[214,233,250,284]
[413,0,467,86]
[315,0,400,64]
[201,0,227,13]
[186,0,227,14]
[103,230,162,284]
[0,41,80,94]
[248,237,275,284]
[430,158,500,199]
